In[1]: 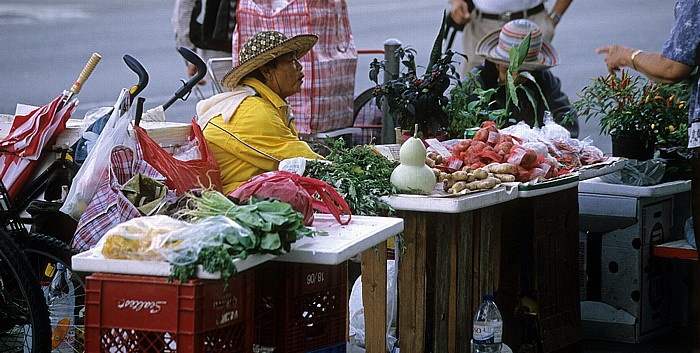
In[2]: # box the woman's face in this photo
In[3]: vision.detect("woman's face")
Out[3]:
[262,52,304,99]
[496,63,529,85]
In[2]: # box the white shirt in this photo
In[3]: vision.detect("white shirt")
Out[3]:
[472,0,543,14]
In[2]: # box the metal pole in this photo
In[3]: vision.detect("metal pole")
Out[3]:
[381,38,401,144]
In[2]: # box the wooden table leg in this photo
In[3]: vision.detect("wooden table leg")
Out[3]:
[362,241,388,353]
[434,213,456,353]
[397,211,427,353]
[693,259,700,353]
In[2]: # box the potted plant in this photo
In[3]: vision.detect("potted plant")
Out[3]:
[369,12,464,141]
[570,69,691,162]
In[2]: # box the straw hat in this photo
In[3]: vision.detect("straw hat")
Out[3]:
[221,31,318,89]
[475,19,558,70]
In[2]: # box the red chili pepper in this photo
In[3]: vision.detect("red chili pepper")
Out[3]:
[621,77,629,90]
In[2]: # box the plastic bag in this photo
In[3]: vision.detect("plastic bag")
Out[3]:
[599,159,666,186]
[135,118,222,194]
[95,215,252,264]
[348,259,398,352]
[61,89,137,220]
[71,146,168,253]
[71,106,113,167]
[685,217,697,249]
[230,170,351,226]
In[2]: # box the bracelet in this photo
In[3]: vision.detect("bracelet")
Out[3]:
[631,49,643,71]
[549,12,561,24]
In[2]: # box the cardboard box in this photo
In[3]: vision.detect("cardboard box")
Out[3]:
[578,190,689,343]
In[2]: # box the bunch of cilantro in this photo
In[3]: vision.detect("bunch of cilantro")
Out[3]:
[305,138,397,217]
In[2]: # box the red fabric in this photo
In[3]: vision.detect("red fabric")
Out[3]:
[0,93,75,200]
[233,0,357,134]
[135,118,222,195]
[229,170,351,226]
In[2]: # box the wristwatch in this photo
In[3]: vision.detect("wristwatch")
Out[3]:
[549,12,561,24]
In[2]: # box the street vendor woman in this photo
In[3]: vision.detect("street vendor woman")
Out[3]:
[196,31,323,194]
[469,19,579,137]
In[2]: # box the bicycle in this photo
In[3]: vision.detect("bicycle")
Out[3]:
[0,227,52,353]
[0,147,85,353]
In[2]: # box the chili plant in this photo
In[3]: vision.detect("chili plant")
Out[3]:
[568,69,691,151]
[369,12,465,137]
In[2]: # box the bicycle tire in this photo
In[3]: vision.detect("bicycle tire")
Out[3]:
[0,230,52,353]
[24,233,84,353]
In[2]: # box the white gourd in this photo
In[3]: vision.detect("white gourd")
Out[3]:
[390,127,437,194]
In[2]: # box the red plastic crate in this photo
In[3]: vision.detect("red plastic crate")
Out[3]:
[84,271,253,353]
[254,261,348,353]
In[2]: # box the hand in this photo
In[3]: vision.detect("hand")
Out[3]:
[450,0,471,26]
[595,45,635,75]
[187,63,206,85]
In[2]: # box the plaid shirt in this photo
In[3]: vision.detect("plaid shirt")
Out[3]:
[72,146,166,253]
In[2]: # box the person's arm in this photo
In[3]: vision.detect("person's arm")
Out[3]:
[450,0,471,26]
[548,0,573,27]
[596,45,694,84]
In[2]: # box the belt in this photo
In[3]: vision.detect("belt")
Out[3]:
[476,3,545,21]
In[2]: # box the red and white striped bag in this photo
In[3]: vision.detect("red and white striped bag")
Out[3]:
[233,0,357,135]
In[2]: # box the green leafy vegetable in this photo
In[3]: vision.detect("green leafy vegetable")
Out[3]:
[169,190,318,284]
[306,138,397,217]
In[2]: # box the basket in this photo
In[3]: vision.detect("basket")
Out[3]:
[254,261,348,353]
[307,342,347,353]
[84,271,253,353]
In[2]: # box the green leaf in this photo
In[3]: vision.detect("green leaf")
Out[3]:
[427,11,447,73]
[516,32,531,68]
[260,233,282,251]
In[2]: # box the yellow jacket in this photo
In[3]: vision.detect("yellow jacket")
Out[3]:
[199,77,321,194]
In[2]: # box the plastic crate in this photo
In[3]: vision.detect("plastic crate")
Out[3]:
[84,271,253,353]
[307,342,347,353]
[254,261,348,353]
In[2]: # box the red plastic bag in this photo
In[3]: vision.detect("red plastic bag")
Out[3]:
[230,170,351,226]
[135,118,222,194]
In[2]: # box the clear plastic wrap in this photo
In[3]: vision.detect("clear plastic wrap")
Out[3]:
[95,215,253,266]
[599,159,666,186]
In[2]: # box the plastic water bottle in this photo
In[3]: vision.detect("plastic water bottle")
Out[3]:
[472,294,503,353]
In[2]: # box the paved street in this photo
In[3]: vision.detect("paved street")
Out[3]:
[0,0,677,154]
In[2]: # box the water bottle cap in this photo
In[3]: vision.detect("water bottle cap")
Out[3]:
[483,294,494,301]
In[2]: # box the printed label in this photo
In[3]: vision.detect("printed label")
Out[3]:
[688,122,700,149]
[117,299,167,314]
[425,138,451,158]
[472,322,503,343]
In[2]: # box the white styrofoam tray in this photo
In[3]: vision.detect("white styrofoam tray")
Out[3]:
[578,157,626,181]
[516,174,580,198]
[72,249,275,279]
[275,214,404,265]
[578,177,691,197]
[383,185,517,213]
[72,214,403,277]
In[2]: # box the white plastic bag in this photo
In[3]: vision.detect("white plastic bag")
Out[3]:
[349,259,398,353]
[60,89,137,220]
[94,215,253,263]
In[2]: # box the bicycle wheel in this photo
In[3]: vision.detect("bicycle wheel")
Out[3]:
[0,230,52,353]
[23,233,84,353]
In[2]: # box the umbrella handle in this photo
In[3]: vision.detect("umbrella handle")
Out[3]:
[70,53,101,95]
[123,55,149,99]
